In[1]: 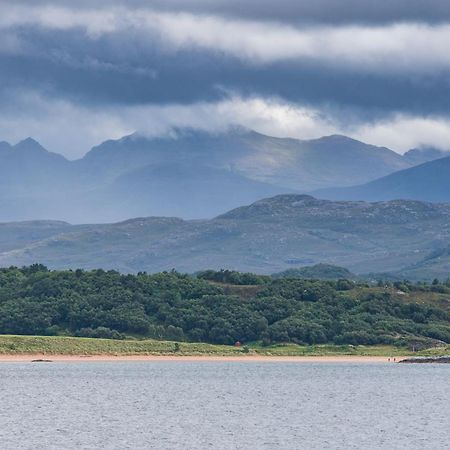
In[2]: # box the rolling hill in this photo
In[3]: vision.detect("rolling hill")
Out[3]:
[272,264,357,280]
[1,195,450,280]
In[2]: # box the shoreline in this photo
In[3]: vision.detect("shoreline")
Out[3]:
[0,354,405,363]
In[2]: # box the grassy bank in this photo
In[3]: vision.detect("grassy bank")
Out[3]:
[0,335,448,357]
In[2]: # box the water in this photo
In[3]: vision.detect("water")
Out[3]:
[0,362,448,450]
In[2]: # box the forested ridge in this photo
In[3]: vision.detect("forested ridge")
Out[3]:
[0,265,448,347]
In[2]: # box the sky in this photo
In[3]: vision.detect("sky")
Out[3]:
[2,0,450,158]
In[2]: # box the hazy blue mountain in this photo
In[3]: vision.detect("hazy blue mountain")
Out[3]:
[0,138,81,222]
[403,147,449,165]
[315,156,450,203]
[0,141,12,156]
[0,138,71,194]
[100,162,292,220]
[1,195,450,280]
[79,129,411,191]
[0,128,423,222]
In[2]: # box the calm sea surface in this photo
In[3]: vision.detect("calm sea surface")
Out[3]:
[0,362,448,449]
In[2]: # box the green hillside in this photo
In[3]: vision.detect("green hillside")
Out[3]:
[273,264,357,280]
[0,265,448,350]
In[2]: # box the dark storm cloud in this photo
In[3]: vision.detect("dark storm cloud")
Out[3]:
[155,0,450,25]
[1,25,449,118]
[12,0,450,25]
[2,0,450,155]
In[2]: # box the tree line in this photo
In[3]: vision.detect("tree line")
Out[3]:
[0,265,448,347]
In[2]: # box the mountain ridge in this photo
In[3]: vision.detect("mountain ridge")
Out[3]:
[315,155,450,203]
[0,128,447,223]
[403,146,449,165]
[1,194,450,280]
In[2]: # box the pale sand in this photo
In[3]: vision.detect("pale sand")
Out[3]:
[0,354,404,363]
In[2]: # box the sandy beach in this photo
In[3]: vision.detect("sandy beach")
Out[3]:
[0,354,404,363]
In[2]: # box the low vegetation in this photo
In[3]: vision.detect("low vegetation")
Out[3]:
[0,335,448,357]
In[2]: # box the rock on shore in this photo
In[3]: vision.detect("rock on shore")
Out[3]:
[399,356,450,364]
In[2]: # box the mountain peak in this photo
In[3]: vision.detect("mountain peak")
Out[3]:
[0,141,12,153]
[217,194,324,220]
[15,137,47,153]
[312,134,395,151]
[321,134,356,140]
[403,146,449,165]
[312,134,362,144]
[257,194,317,204]
[12,138,68,163]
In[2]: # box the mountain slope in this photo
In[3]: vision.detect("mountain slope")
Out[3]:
[79,129,411,191]
[0,138,79,222]
[99,162,292,220]
[1,195,450,279]
[0,129,415,222]
[403,147,449,165]
[0,138,71,194]
[396,246,450,280]
[315,156,450,203]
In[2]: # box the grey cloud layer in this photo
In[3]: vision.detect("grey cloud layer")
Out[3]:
[3,5,450,71]
[11,0,450,24]
[1,0,450,155]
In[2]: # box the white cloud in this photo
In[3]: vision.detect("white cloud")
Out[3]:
[146,14,446,71]
[0,5,119,37]
[0,92,132,158]
[0,92,337,158]
[1,4,450,157]
[352,115,450,152]
[1,91,450,157]
[2,4,450,72]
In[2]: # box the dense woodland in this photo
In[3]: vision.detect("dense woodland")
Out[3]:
[0,265,448,347]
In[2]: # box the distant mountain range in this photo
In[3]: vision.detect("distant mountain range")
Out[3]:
[81,129,411,190]
[402,146,449,165]
[2,128,445,223]
[1,195,450,280]
[315,155,450,203]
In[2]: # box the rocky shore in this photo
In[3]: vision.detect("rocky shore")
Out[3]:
[399,356,450,364]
